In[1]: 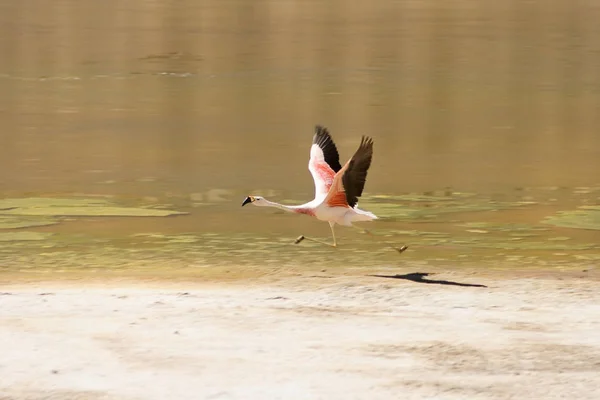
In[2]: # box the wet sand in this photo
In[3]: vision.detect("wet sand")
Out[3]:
[1,268,599,400]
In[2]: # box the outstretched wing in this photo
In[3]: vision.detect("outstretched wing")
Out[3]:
[308,126,342,201]
[324,135,374,208]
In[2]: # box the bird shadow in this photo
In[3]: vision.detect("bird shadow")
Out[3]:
[368,272,487,288]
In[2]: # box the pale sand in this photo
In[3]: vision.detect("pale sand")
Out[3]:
[1,269,599,400]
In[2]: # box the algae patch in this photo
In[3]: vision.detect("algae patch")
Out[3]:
[457,222,549,233]
[0,215,59,230]
[469,240,596,251]
[361,193,533,221]
[0,197,187,218]
[0,231,53,242]
[131,233,201,244]
[543,208,600,231]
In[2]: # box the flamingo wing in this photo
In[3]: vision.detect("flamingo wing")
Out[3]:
[308,126,342,200]
[324,135,374,208]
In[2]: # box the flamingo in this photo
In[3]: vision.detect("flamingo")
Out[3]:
[241,125,386,248]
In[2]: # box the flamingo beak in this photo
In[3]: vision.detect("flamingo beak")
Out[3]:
[241,196,253,207]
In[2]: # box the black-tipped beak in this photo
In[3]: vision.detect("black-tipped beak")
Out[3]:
[241,196,253,207]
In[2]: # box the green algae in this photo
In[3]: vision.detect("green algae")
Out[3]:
[0,231,53,242]
[469,240,596,251]
[543,208,600,231]
[364,202,499,221]
[407,235,596,250]
[573,254,600,261]
[0,197,187,218]
[376,229,450,238]
[373,223,596,251]
[580,205,600,211]
[1,189,598,274]
[0,215,59,230]
[131,233,201,244]
[1,206,185,217]
[457,222,549,232]
[365,193,474,202]
[360,193,536,222]
[0,197,109,208]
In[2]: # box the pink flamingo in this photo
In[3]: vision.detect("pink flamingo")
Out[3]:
[242,125,379,247]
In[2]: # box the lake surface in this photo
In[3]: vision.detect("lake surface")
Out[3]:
[1,0,599,274]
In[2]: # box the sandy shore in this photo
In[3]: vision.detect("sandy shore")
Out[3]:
[1,269,600,400]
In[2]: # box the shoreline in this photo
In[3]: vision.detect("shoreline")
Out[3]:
[1,261,598,287]
[2,266,600,399]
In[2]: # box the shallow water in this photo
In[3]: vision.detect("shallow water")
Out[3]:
[1,0,599,274]
[0,189,598,274]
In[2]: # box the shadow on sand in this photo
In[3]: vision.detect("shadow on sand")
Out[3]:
[369,272,487,288]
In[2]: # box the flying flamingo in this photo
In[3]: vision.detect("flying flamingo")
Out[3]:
[242,125,405,251]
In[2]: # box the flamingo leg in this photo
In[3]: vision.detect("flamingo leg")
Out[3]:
[297,236,337,248]
[293,222,338,248]
[293,223,408,253]
[350,225,409,254]
[329,221,337,247]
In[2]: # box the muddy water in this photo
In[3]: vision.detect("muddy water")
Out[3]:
[0,1,599,274]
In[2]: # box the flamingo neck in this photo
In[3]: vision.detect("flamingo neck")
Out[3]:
[259,199,296,213]
[259,199,314,216]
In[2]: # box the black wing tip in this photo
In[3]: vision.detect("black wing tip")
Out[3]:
[314,128,374,150]
[360,135,374,147]
[313,125,331,143]
[356,135,374,157]
[312,124,342,172]
[343,134,374,208]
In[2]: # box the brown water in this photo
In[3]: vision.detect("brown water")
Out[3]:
[1,0,599,274]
